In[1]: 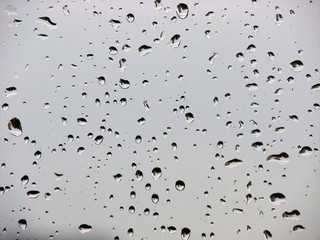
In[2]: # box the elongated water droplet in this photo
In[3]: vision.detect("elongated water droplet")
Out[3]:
[27,190,40,199]
[270,192,286,205]
[78,224,92,233]
[138,45,152,56]
[263,230,272,239]
[266,152,289,164]
[77,118,87,126]
[225,159,243,168]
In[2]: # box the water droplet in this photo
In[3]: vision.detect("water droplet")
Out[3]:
[97,76,106,85]
[94,135,103,145]
[270,192,286,205]
[266,152,289,164]
[113,174,122,182]
[175,180,185,191]
[18,219,27,230]
[282,210,300,220]
[293,225,305,232]
[37,16,57,30]
[169,34,181,48]
[8,117,22,136]
[185,112,194,123]
[126,13,135,23]
[109,19,121,29]
[135,135,142,143]
[137,117,146,125]
[151,193,159,203]
[225,159,243,168]
[168,226,177,233]
[109,46,118,55]
[5,87,18,97]
[26,190,40,199]
[77,118,87,126]
[181,227,191,240]
[236,52,244,61]
[263,230,272,239]
[78,224,92,233]
[299,146,312,156]
[135,170,143,181]
[152,167,162,180]
[176,3,189,19]
[20,175,29,186]
[138,45,152,56]
[119,79,130,89]
[290,60,304,72]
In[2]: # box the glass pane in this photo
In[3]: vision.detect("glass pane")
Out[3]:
[1,0,319,239]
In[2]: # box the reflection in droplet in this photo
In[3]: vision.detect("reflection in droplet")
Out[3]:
[263,230,272,239]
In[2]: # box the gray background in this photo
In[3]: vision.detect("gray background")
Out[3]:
[0,0,319,239]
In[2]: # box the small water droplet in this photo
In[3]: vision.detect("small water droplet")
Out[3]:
[119,79,130,89]
[126,13,135,23]
[20,175,29,186]
[151,193,159,203]
[225,159,243,168]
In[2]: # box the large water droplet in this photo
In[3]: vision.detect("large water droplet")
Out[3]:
[290,60,304,72]
[77,118,87,126]
[266,152,289,164]
[26,190,40,199]
[169,34,181,48]
[184,112,194,123]
[181,228,191,240]
[138,45,152,56]
[20,175,29,186]
[119,79,130,89]
[8,118,22,136]
[175,180,185,191]
[126,13,135,23]
[151,193,159,203]
[176,3,189,19]
[78,224,92,233]
[270,192,286,205]
[225,159,243,168]
[299,146,312,156]
[263,230,272,239]
[282,210,300,220]
[18,219,27,230]
[151,167,162,180]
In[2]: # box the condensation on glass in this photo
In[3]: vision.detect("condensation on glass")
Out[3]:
[0,0,319,239]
